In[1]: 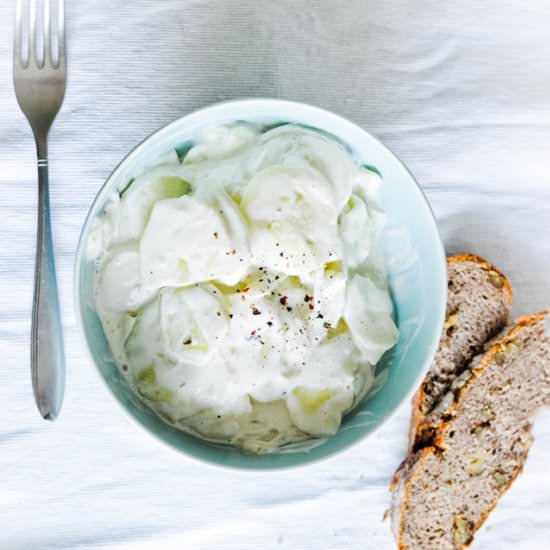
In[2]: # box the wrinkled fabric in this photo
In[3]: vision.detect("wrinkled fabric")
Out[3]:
[1,1,549,549]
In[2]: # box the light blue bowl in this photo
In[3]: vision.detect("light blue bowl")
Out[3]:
[74,99,447,470]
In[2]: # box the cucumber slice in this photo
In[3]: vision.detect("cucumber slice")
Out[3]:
[327,318,349,339]
[363,164,382,177]
[292,387,335,413]
[137,366,156,385]
[138,385,174,403]
[175,141,194,161]
[261,121,290,133]
[135,366,173,403]
[119,177,135,198]
[159,176,191,198]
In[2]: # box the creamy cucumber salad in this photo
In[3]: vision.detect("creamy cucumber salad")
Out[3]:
[90,123,398,453]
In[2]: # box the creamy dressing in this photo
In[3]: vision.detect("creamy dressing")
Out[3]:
[90,123,398,453]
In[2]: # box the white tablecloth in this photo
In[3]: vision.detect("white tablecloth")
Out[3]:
[1,1,550,549]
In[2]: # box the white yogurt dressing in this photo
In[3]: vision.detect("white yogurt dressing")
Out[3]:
[90,123,398,453]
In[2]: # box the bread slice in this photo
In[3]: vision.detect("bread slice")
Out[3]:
[391,312,550,550]
[410,255,512,450]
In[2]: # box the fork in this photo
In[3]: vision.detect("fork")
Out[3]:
[13,0,66,420]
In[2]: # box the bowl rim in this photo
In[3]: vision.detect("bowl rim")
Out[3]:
[73,97,447,472]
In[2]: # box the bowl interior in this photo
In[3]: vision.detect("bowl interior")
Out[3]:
[75,99,446,470]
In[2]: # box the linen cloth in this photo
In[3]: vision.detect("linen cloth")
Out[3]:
[1,1,549,548]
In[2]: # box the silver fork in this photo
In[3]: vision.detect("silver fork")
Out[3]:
[13,0,66,420]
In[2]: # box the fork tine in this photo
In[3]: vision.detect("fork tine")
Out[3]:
[57,0,65,67]
[29,0,38,65]
[44,0,51,65]
[14,0,24,66]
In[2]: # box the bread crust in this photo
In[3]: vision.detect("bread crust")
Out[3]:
[434,310,548,447]
[447,254,513,303]
[393,311,549,550]
[409,254,513,452]
[392,447,435,550]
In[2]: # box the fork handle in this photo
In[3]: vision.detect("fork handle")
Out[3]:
[31,159,65,420]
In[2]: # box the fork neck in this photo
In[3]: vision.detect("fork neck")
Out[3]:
[35,136,49,163]
[35,138,49,192]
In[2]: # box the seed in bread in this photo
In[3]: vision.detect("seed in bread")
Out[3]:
[391,312,550,550]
